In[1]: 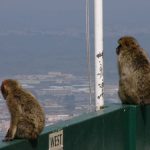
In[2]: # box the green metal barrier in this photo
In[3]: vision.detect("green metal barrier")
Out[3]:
[0,104,149,150]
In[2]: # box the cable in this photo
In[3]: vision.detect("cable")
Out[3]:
[86,0,92,111]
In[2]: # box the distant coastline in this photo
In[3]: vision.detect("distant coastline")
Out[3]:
[0,71,119,139]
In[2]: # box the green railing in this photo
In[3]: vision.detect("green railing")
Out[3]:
[0,104,150,150]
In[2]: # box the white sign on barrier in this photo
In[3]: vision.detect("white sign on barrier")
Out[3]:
[49,130,63,150]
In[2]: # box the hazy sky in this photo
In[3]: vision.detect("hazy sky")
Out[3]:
[0,0,150,36]
[0,0,150,78]
[104,0,150,25]
[0,0,85,31]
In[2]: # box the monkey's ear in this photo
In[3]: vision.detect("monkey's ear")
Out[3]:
[118,38,126,47]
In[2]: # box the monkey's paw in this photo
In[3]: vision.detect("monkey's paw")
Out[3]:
[2,137,14,142]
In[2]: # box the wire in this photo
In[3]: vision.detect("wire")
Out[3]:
[86,0,92,111]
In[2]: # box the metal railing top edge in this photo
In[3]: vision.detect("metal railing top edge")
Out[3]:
[43,103,128,132]
[0,103,133,149]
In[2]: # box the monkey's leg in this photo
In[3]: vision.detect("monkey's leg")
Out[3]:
[119,78,141,104]
[3,98,20,142]
[3,120,17,141]
[16,121,38,140]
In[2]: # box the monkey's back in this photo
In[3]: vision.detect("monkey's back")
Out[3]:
[12,89,45,139]
[118,47,150,104]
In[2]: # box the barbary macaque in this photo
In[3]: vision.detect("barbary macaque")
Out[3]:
[116,36,150,104]
[1,79,45,141]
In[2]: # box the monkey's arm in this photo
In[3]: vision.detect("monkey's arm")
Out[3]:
[3,97,21,141]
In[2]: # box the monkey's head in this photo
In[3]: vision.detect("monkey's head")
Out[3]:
[116,36,140,55]
[1,79,21,99]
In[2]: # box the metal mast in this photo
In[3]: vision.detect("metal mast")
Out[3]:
[94,0,104,111]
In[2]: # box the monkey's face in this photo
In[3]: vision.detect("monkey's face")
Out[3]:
[1,79,19,100]
[1,80,8,99]
[116,36,139,55]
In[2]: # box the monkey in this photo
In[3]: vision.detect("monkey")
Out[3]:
[1,79,45,141]
[116,36,150,105]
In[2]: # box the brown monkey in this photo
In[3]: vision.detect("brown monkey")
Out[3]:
[116,36,150,104]
[1,79,45,141]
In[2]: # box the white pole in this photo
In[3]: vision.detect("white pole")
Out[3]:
[94,0,104,111]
